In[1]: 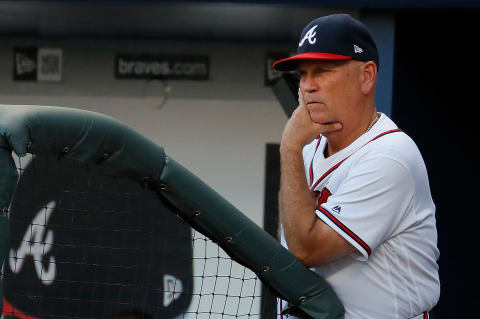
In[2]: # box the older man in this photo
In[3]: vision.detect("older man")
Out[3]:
[273,14,439,319]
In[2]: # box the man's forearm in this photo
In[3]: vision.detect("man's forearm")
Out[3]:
[279,146,318,259]
[278,90,342,261]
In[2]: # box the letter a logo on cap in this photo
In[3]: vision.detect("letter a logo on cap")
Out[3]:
[299,25,318,47]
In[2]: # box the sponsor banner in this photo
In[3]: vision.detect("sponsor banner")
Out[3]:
[3,155,193,319]
[265,52,291,86]
[115,54,209,80]
[13,47,37,81]
[37,48,63,82]
[13,47,63,82]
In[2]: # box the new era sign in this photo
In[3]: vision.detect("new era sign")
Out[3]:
[265,52,291,86]
[13,47,37,81]
[14,47,63,82]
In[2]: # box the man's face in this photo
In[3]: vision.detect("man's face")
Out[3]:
[297,60,363,126]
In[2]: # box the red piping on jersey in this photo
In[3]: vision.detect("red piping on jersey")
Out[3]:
[310,157,348,190]
[370,129,402,141]
[309,136,323,186]
[2,299,39,319]
[407,311,429,319]
[318,206,372,255]
[309,129,402,191]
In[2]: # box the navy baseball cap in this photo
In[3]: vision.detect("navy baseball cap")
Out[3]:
[273,14,379,71]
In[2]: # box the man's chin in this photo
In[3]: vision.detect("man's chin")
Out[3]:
[313,119,338,126]
[316,121,343,135]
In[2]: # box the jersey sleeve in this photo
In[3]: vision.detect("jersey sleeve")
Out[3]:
[315,155,415,260]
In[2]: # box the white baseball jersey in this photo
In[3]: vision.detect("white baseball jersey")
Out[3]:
[279,113,440,319]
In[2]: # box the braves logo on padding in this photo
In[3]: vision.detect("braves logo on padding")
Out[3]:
[3,154,193,319]
[9,200,56,285]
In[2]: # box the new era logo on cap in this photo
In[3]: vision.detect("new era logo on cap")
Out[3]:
[354,45,363,54]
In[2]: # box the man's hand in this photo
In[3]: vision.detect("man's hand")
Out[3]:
[280,89,341,152]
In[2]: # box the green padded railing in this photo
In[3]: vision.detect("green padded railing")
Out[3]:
[0,104,344,319]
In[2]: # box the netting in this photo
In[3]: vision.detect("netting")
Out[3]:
[1,153,275,319]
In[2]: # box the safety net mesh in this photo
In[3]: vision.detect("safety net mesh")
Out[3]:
[1,154,276,319]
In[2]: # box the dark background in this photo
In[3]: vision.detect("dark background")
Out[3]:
[392,9,477,318]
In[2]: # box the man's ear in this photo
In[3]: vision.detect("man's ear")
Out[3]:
[359,61,377,95]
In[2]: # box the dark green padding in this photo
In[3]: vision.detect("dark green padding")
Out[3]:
[0,104,344,319]
[0,148,17,312]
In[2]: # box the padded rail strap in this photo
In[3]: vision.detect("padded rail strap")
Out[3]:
[0,104,344,319]
[0,104,166,181]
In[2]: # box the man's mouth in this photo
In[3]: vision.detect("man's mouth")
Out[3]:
[306,101,324,107]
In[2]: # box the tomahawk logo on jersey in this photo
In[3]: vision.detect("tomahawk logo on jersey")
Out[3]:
[313,188,332,210]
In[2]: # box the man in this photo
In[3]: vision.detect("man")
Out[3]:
[273,14,440,319]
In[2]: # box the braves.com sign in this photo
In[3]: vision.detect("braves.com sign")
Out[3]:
[14,47,63,82]
[115,54,209,80]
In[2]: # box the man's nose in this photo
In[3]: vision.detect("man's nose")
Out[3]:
[301,75,317,93]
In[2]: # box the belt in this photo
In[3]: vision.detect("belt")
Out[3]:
[279,298,432,319]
